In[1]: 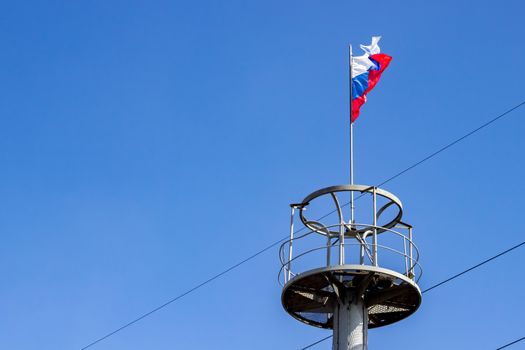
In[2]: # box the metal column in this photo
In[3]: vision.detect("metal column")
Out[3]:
[332,289,368,350]
[287,205,296,283]
[372,187,378,266]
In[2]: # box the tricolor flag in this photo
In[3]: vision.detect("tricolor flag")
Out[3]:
[351,36,392,123]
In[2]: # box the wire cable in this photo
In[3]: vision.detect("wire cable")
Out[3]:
[81,100,525,349]
[375,100,525,187]
[299,240,525,349]
[80,237,287,350]
[300,335,333,350]
[422,240,525,293]
[289,99,525,223]
[496,336,525,350]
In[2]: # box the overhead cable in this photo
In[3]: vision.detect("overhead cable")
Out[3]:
[496,336,525,350]
[81,100,525,349]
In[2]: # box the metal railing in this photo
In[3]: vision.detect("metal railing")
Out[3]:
[278,222,422,286]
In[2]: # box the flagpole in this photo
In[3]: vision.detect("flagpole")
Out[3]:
[349,44,355,225]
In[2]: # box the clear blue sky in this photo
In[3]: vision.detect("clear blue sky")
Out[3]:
[0,1,524,349]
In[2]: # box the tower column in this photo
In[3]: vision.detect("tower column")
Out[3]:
[332,289,368,350]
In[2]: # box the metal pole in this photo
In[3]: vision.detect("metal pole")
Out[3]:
[403,237,408,276]
[332,289,368,350]
[408,227,414,279]
[327,235,332,267]
[339,222,345,265]
[349,45,355,225]
[287,206,295,282]
[372,187,378,266]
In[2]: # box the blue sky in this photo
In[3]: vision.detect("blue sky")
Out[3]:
[0,1,524,349]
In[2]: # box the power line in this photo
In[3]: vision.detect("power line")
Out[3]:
[80,100,525,349]
[294,99,525,222]
[299,240,525,349]
[300,337,328,349]
[422,240,525,293]
[496,336,525,350]
[300,335,333,350]
[80,237,287,350]
[375,100,525,187]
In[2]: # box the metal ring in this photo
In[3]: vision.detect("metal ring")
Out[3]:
[299,184,403,236]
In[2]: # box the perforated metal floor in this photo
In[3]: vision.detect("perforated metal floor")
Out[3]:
[281,265,421,329]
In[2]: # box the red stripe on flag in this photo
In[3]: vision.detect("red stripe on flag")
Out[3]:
[351,96,366,123]
[351,53,392,123]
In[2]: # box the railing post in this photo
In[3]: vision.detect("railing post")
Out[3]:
[329,192,345,266]
[403,237,408,276]
[372,187,378,266]
[408,227,414,279]
[359,231,369,265]
[339,221,345,265]
[359,234,364,265]
[327,235,332,267]
[287,205,296,283]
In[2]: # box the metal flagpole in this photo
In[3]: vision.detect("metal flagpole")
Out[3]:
[333,43,368,350]
[349,45,355,225]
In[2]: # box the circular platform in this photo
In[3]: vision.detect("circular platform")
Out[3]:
[281,265,421,329]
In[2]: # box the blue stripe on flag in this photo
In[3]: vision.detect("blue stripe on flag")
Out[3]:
[369,57,380,71]
[352,72,368,100]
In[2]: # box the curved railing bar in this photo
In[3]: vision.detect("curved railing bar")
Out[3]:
[339,223,422,263]
[279,242,423,280]
[279,230,421,273]
[280,222,421,266]
[301,185,403,211]
[329,192,345,226]
[281,242,423,282]
[305,220,334,237]
[278,259,423,287]
[278,221,332,266]
[355,229,374,264]
[277,242,423,286]
[369,244,423,282]
[278,224,330,266]
[278,223,421,277]
[376,200,395,220]
[299,185,404,234]
[277,245,333,286]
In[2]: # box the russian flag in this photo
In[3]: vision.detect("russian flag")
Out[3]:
[351,36,392,123]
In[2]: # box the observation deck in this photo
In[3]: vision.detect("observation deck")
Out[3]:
[279,185,422,329]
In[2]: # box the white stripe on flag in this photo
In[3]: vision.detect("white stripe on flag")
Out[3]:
[351,36,382,78]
